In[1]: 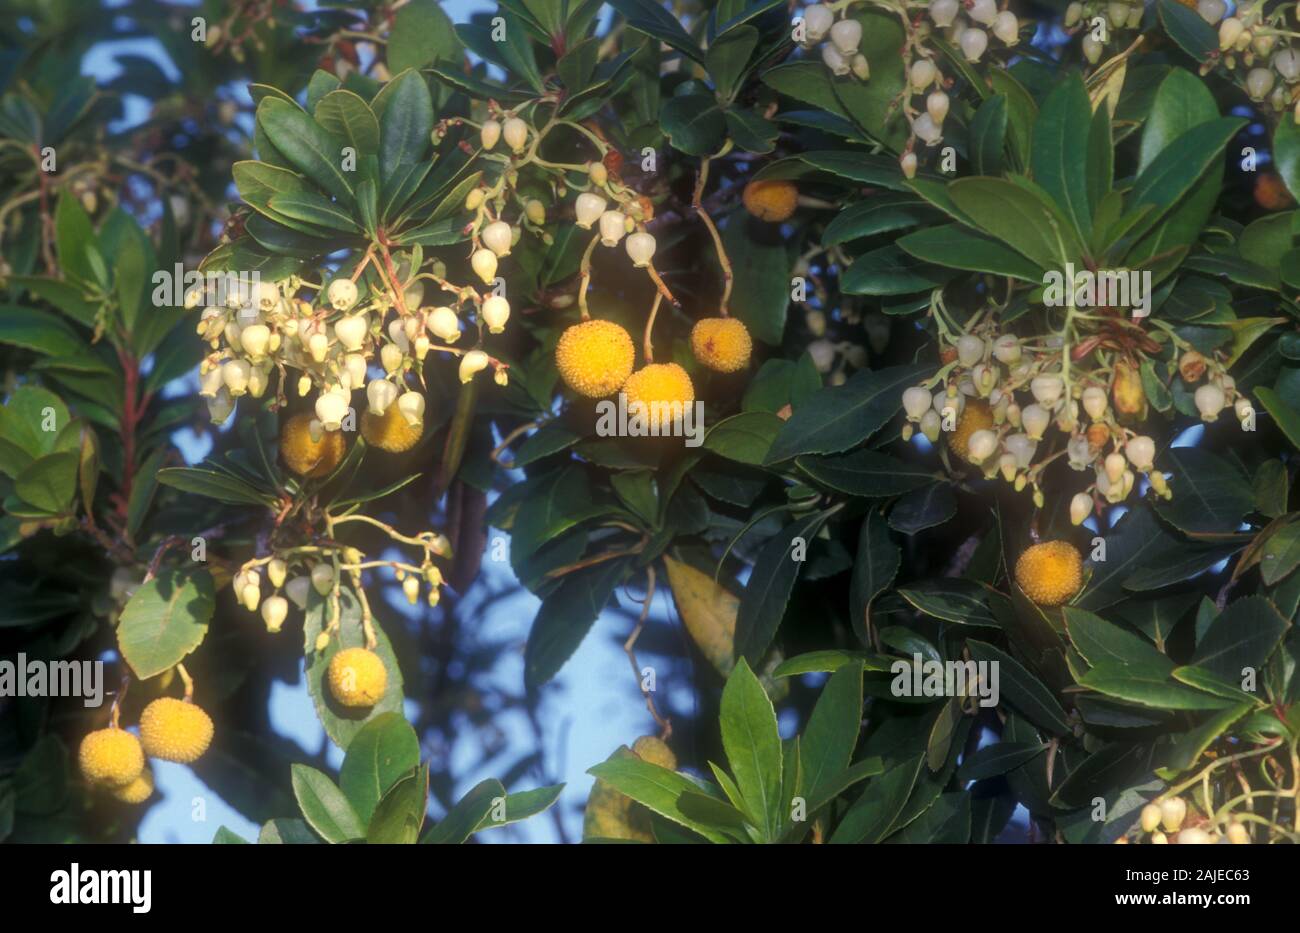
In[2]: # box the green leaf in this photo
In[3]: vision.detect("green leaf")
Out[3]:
[735,509,830,664]
[1152,446,1254,537]
[888,483,956,535]
[156,466,275,506]
[1079,505,1180,611]
[388,0,463,72]
[797,448,934,497]
[1157,0,1218,63]
[422,778,503,844]
[1030,74,1094,240]
[1160,704,1253,775]
[956,742,1047,782]
[719,658,783,841]
[896,224,1045,281]
[14,451,77,513]
[585,758,732,843]
[849,509,899,644]
[1255,386,1300,453]
[257,818,320,844]
[717,215,791,345]
[661,93,726,156]
[291,764,365,843]
[1191,595,1290,683]
[1125,117,1245,245]
[947,176,1082,270]
[841,243,950,295]
[828,754,923,843]
[1080,666,1236,710]
[607,0,705,64]
[472,784,566,833]
[212,827,249,844]
[822,195,935,245]
[257,98,354,203]
[116,569,214,680]
[1063,606,1170,672]
[367,764,428,844]
[1274,118,1300,203]
[313,89,379,157]
[706,25,758,100]
[967,639,1071,735]
[377,70,433,185]
[764,363,929,463]
[54,194,96,285]
[1139,67,1218,174]
[899,580,1005,628]
[524,555,628,688]
[969,94,1008,176]
[0,306,100,362]
[1259,522,1300,586]
[799,662,863,805]
[703,411,782,465]
[339,712,421,825]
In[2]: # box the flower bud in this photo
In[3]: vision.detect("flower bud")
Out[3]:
[1219,16,1244,50]
[525,199,546,225]
[334,314,368,352]
[956,334,985,367]
[428,306,460,343]
[465,187,486,211]
[575,192,606,229]
[285,576,311,609]
[909,58,937,91]
[830,18,862,54]
[502,116,528,152]
[1235,397,1254,423]
[1031,374,1064,407]
[803,3,834,42]
[207,387,235,424]
[471,248,498,285]
[1082,385,1108,421]
[930,0,959,27]
[327,278,358,312]
[920,409,942,442]
[851,54,870,80]
[903,386,932,421]
[1022,403,1051,440]
[1070,492,1092,526]
[1177,827,1213,845]
[822,43,850,75]
[960,27,989,62]
[1196,0,1226,24]
[626,232,656,267]
[367,378,398,416]
[310,563,334,596]
[298,374,313,397]
[912,113,942,145]
[1004,432,1036,469]
[1274,47,1300,81]
[1126,435,1155,471]
[926,90,950,125]
[598,210,627,246]
[200,366,225,398]
[969,0,997,25]
[261,595,288,633]
[900,152,918,179]
[379,343,402,375]
[315,390,349,432]
[1064,1,1083,26]
[482,295,510,333]
[1194,383,1226,421]
[480,119,502,150]
[223,359,251,396]
[992,10,1019,44]
[459,349,490,384]
[1226,822,1250,844]
[481,220,513,257]
[398,390,425,427]
[1246,67,1275,100]
[964,429,997,465]
[588,161,609,187]
[1082,34,1103,64]
[1160,797,1187,833]
[1104,451,1126,485]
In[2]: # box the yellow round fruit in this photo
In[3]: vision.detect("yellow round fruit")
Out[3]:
[109,768,154,804]
[361,405,422,453]
[555,319,635,398]
[281,412,347,478]
[327,647,387,708]
[947,399,994,464]
[139,697,214,764]
[1014,541,1084,607]
[79,728,145,787]
[742,179,798,222]
[623,363,695,431]
[631,735,677,770]
[690,318,752,373]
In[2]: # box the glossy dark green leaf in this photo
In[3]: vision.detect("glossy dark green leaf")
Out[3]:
[291,764,364,843]
[1030,74,1093,239]
[968,639,1070,735]
[735,509,830,663]
[523,555,628,687]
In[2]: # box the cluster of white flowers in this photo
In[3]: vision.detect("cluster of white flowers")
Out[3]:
[1062,1,1143,64]
[1198,0,1300,117]
[797,2,1019,177]
[900,328,1173,516]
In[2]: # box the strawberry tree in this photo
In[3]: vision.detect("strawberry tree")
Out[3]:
[1,0,1299,847]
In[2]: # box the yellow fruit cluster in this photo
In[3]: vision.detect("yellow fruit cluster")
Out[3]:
[281,411,347,478]
[1014,541,1084,607]
[690,318,752,373]
[78,698,214,805]
[361,405,423,453]
[742,179,798,222]
[327,647,388,708]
